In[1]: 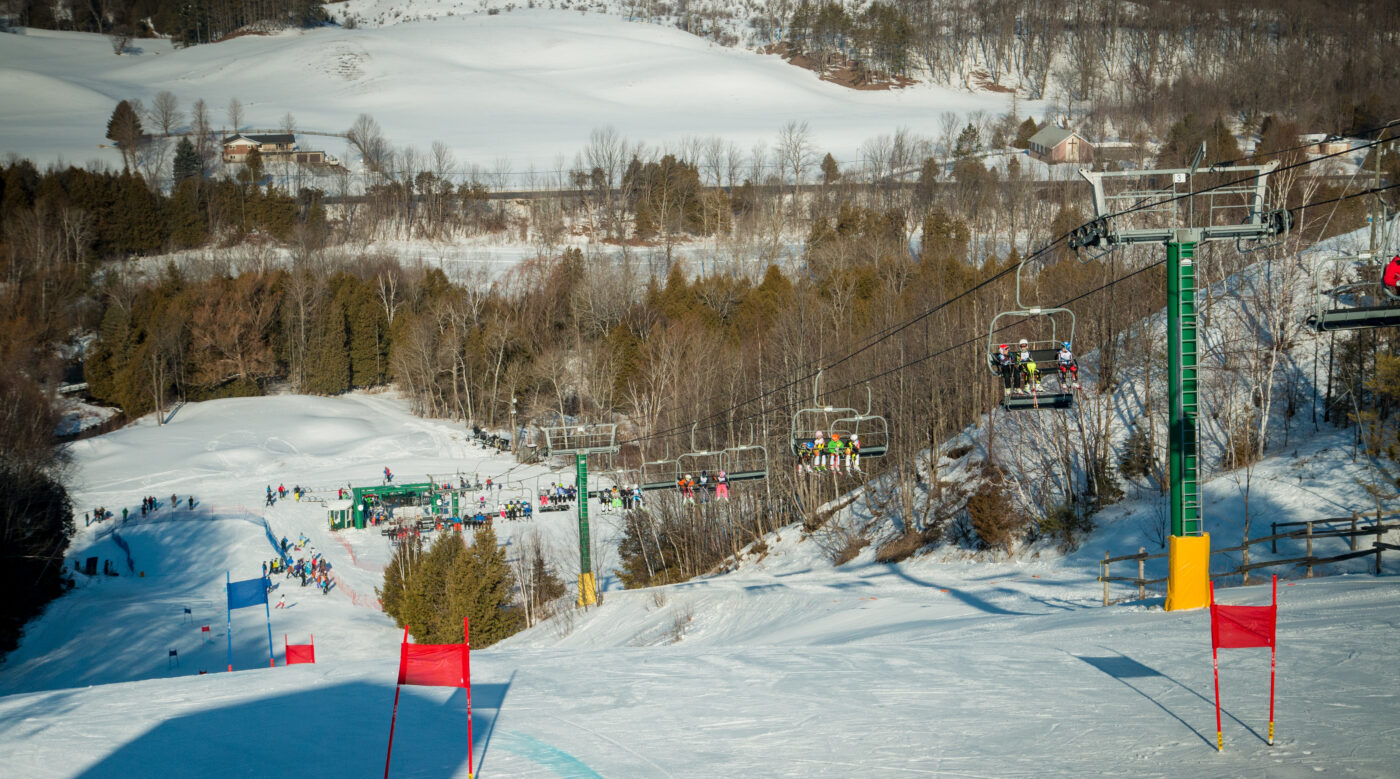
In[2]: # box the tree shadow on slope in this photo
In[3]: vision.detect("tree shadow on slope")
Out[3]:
[76,678,511,778]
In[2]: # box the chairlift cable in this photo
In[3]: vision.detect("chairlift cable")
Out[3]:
[618,144,1396,450]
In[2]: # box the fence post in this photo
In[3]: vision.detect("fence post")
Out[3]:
[1137,547,1146,601]
[1102,551,1110,606]
[1378,519,1386,576]
[1271,521,1277,554]
[1351,511,1358,552]
[1305,521,1314,578]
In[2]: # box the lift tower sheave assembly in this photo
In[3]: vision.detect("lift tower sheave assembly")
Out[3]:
[542,424,619,607]
[1070,145,1289,611]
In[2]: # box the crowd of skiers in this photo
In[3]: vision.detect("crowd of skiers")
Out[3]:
[991,339,1080,397]
[270,534,334,596]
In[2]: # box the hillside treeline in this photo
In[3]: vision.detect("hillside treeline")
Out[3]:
[783,0,1398,135]
[0,176,80,658]
[5,0,327,46]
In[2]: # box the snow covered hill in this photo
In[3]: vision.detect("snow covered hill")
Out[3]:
[0,13,1024,180]
[1,385,1398,776]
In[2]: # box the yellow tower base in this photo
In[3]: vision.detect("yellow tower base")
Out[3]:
[1165,533,1210,611]
[577,572,598,607]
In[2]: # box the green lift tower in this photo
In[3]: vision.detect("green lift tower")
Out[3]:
[1070,144,1289,610]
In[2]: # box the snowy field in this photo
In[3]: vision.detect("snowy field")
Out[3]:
[0,13,1028,180]
[0,392,1398,776]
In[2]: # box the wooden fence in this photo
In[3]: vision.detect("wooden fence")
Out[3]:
[1099,511,1400,605]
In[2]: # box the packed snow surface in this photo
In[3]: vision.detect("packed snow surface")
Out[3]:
[1,393,1398,777]
[0,14,1028,178]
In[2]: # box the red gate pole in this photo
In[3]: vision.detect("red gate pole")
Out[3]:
[465,617,475,779]
[1268,575,1277,745]
[385,626,408,778]
[1210,582,1223,751]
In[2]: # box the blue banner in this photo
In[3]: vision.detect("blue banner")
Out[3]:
[227,576,269,610]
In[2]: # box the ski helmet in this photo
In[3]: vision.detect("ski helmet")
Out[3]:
[1062,341,1071,349]
[831,433,840,441]
[999,343,1008,352]
[1019,338,1029,347]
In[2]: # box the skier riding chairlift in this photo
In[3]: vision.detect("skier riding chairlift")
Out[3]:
[1384,255,1400,299]
[1057,341,1081,390]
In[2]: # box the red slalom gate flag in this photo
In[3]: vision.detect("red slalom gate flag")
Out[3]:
[398,642,467,686]
[285,634,315,665]
[385,619,474,779]
[1209,576,1278,751]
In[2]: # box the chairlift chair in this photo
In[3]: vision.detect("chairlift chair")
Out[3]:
[828,386,890,459]
[639,449,680,492]
[789,370,862,456]
[676,424,727,495]
[722,425,770,482]
[987,306,1077,411]
[1306,252,1400,331]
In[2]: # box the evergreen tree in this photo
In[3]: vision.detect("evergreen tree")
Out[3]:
[168,179,208,249]
[304,288,350,395]
[105,100,144,170]
[173,138,202,185]
[237,147,265,188]
[400,532,466,643]
[953,123,982,160]
[445,525,523,647]
[1119,424,1155,480]
[348,281,388,388]
[819,152,840,185]
[378,535,424,625]
[1013,117,1039,149]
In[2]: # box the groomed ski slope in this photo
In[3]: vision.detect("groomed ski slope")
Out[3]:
[1,393,1398,776]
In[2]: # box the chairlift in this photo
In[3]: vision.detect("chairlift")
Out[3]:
[639,446,680,492]
[790,370,859,457]
[676,424,726,486]
[1306,252,1400,331]
[722,425,770,483]
[789,371,890,462]
[829,386,889,459]
[987,263,1078,411]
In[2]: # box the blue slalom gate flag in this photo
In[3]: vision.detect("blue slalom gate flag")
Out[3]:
[227,576,270,610]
